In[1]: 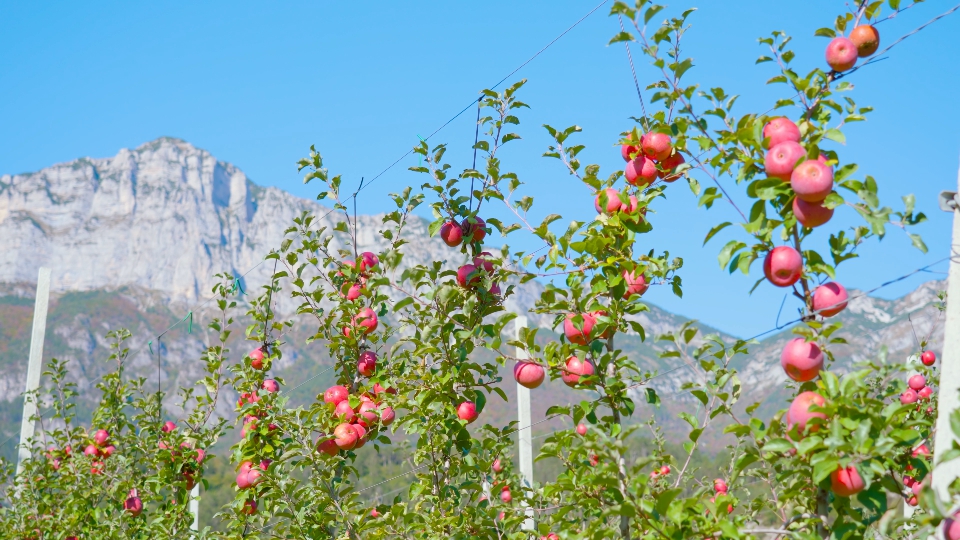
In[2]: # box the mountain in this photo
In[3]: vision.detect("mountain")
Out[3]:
[0,138,947,456]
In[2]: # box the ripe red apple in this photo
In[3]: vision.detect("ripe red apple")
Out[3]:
[826,37,858,71]
[781,338,824,382]
[473,252,495,273]
[589,454,600,467]
[340,282,362,301]
[812,282,848,317]
[379,406,395,427]
[334,423,358,450]
[456,264,481,289]
[594,188,624,214]
[358,400,379,427]
[324,385,349,405]
[439,221,463,247]
[317,435,339,456]
[714,479,728,493]
[787,391,827,435]
[590,310,614,339]
[249,348,264,370]
[641,132,673,161]
[621,143,639,162]
[901,389,919,405]
[370,508,381,518]
[500,488,512,503]
[625,155,658,187]
[764,141,806,181]
[242,500,257,515]
[623,270,649,298]
[658,151,685,181]
[123,493,143,516]
[543,533,560,540]
[358,350,377,377]
[353,424,368,449]
[921,350,936,366]
[563,313,596,345]
[344,307,378,337]
[793,197,834,228]
[373,383,397,396]
[908,374,926,391]
[850,25,880,57]
[335,400,356,422]
[492,458,503,473]
[576,423,587,436]
[101,445,115,458]
[457,401,478,423]
[913,444,931,458]
[918,386,934,400]
[93,429,109,447]
[359,252,379,272]
[791,160,834,202]
[513,361,545,389]
[763,246,802,287]
[945,512,960,540]
[161,421,177,433]
[84,444,98,457]
[763,117,801,149]
[621,195,644,217]
[830,465,865,497]
[90,461,104,475]
[461,216,487,243]
[660,465,671,475]
[561,356,596,387]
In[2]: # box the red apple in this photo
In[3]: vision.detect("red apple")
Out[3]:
[621,142,639,162]
[623,270,649,298]
[763,246,802,287]
[918,386,934,400]
[945,512,960,540]
[513,361,545,389]
[658,151,685,181]
[358,350,377,377]
[787,391,827,435]
[84,444,98,457]
[440,221,463,247]
[921,350,936,366]
[849,25,880,57]
[826,37,858,71]
[324,385,349,405]
[457,401,478,423]
[334,423,358,450]
[457,264,481,289]
[908,375,926,391]
[124,494,143,517]
[340,282,362,301]
[563,313,596,345]
[763,117,801,149]
[594,188,624,214]
[358,400,379,426]
[242,500,257,515]
[781,338,824,382]
[660,465,671,475]
[317,435,339,456]
[793,197,834,228]
[764,141,806,181]
[830,465,865,497]
[589,454,600,467]
[812,282,848,317]
[249,348,265,370]
[93,429,109,447]
[493,458,503,473]
[344,307,378,337]
[102,445,115,458]
[901,389,919,405]
[500,488,512,503]
[621,195,644,217]
[641,132,673,161]
[260,379,279,393]
[791,160,834,202]
[561,356,596,387]
[162,421,177,433]
[714,479,728,493]
[913,444,931,458]
[359,252,379,272]
[461,216,487,243]
[90,461,104,475]
[335,400,356,422]
[353,424,368,449]
[576,423,587,436]
[625,155,658,187]
[379,406,395,427]
[370,508,381,518]
[473,252,495,273]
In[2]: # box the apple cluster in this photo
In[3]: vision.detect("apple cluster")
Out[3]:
[825,24,880,73]
[317,383,396,455]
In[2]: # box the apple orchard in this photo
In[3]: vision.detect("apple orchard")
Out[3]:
[2,1,957,539]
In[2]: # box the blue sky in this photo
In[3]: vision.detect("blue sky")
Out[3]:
[2,1,958,339]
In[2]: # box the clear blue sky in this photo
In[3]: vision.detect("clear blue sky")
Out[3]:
[2,1,958,339]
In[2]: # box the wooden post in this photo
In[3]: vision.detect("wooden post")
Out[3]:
[16,267,52,476]
[933,160,960,501]
[515,316,534,530]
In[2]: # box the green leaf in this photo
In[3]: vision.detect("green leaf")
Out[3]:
[824,129,846,145]
[908,233,928,253]
[763,438,793,453]
[644,5,665,23]
[655,488,682,515]
[703,222,731,246]
[814,27,837,38]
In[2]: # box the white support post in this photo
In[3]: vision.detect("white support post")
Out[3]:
[190,485,200,531]
[16,267,52,476]
[515,316,534,531]
[933,159,960,501]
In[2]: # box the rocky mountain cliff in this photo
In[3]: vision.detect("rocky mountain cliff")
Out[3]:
[0,138,947,457]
